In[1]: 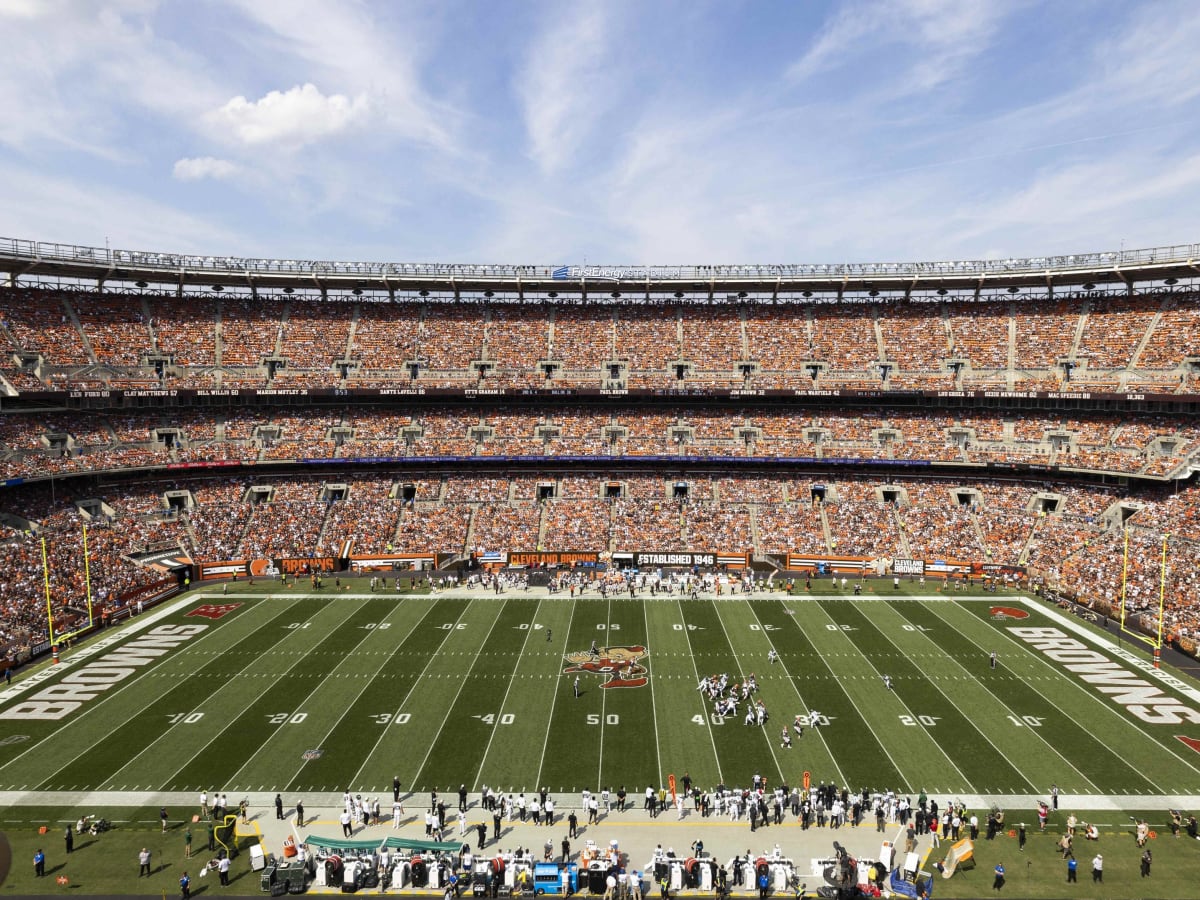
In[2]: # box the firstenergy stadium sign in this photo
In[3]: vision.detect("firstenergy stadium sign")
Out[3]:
[552,265,684,281]
[1009,626,1200,725]
[1,624,207,721]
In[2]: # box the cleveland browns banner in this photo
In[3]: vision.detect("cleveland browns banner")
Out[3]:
[508,551,600,567]
[195,556,342,580]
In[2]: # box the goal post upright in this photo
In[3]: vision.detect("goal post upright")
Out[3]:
[1117,526,1167,658]
[41,526,99,651]
[83,523,94,628]
[41,535,55,650]
[1156,532,1169,652]
[1119,526,1129,634]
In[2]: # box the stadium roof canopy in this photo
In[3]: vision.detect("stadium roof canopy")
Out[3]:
[2,235,1198,298]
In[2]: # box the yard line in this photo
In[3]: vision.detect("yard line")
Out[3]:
[742,599,846,787]
[807,599,961,791]
[216,593,404,600]
[884,601,1101,792]
[166,596,388,789]
[953,597,1197,787]
[704,597,785,786]
[597,594,613,792]
[667,600,720,787]
[15,594,314,789]
[410,599,509,789]
[535,597,578,789]
[469,597,544,790]
[641,594,665,787]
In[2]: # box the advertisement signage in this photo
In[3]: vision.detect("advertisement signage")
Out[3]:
[893,558,925,576]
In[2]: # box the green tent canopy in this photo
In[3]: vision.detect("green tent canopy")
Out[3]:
[383,837,464,853]
[303,834,461,854]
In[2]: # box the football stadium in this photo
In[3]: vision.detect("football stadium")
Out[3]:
[5,2,1200,896]
[1,238,1200,898]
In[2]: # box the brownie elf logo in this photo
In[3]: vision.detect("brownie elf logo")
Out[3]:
[563,646,649,689]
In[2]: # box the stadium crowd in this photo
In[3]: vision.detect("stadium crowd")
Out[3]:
[0,405,1196,481]
[4,287,1200,393]
[3,470,1198,660]
[3,283,1200,672]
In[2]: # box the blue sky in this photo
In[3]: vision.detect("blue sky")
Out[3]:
[2,0,1199,266]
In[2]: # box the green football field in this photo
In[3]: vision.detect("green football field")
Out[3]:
[4,585,1200,801]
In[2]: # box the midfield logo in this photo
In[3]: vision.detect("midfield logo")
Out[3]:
[563,645,649,689]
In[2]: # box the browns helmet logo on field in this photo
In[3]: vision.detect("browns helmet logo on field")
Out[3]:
[187,603,242,620]
[989,605,1029,620]
[563,645,649,689]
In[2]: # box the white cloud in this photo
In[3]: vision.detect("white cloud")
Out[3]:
[784,4,877,84]
[210,83,369,147]
[0,162,247,255]
[484,70,1200,266]
[218,0,456,152]
[4,0,1200,268]
[990,2,1200,139]
[515,6,611,175]
[1093,3,1200,106]
[173,156,239,181]
[787,0,1008,97]
[0,1,224,155]
[0,0,46,19]
[945,150,1200,253]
